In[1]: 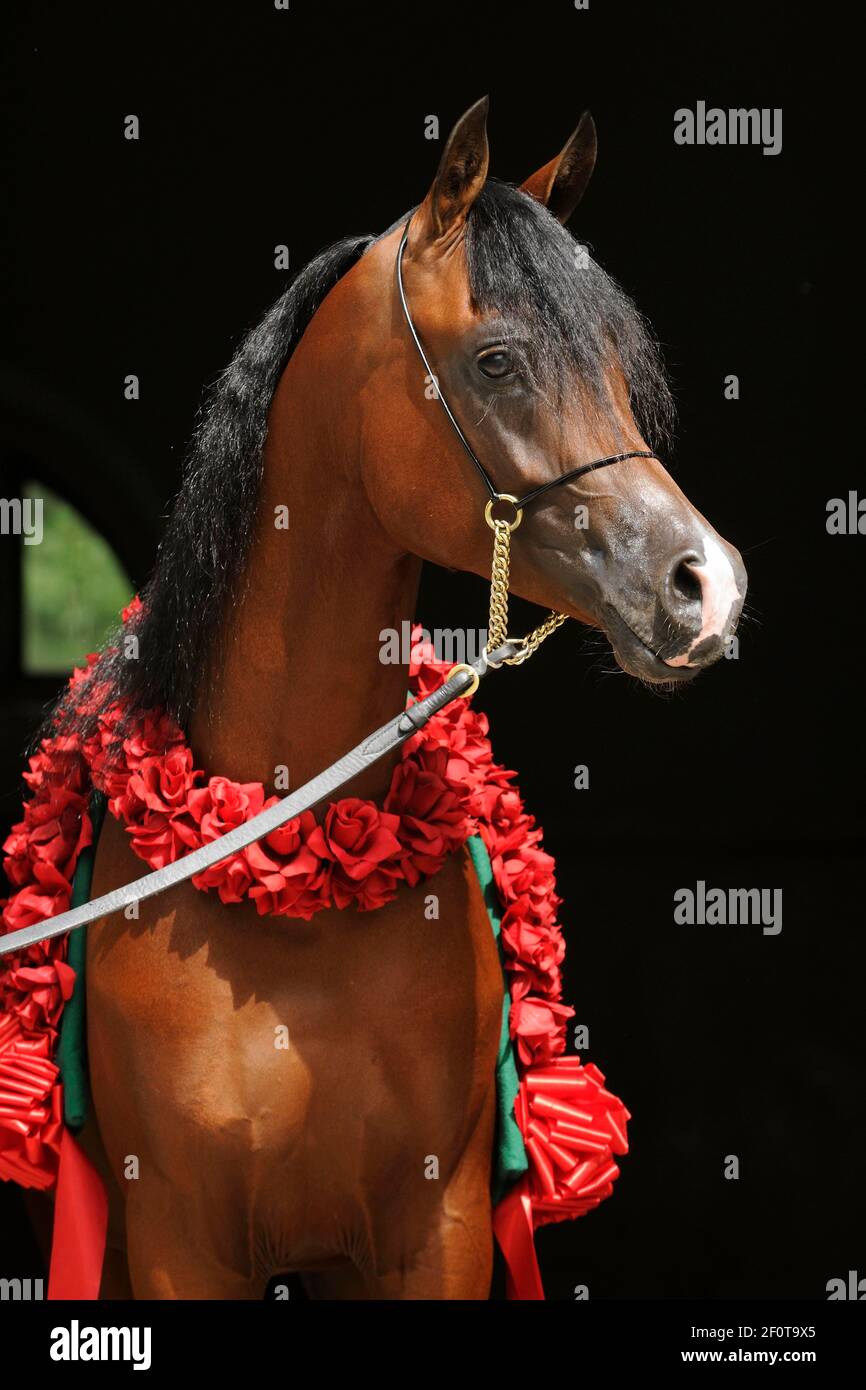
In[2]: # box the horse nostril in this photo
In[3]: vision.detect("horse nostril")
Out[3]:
[659,537,742,669]
[669,554,703,607]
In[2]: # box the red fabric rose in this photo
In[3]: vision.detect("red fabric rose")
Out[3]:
[22,788,92,880]
[125,810,190,869]
[490,843,559,928]
[349,866,401,913]
[22,737,88,797]
[307,799,401,881]
[189,776,265,839]
[469,780,522,831]
[264,812,314,857]
[500,907,565,999]
[1,863,71,935]
[386,758,468,884]
[116,710,185,773]
[407,626,447,695]
[240,814,333,919]
[192,850,256,905]
[307,799,402,909]
[2,825,34,887]
[124,746,198,815]
[509,995,573,1067]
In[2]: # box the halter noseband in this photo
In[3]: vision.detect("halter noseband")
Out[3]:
[396,221,658,670]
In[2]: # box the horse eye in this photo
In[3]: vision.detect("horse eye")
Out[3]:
[477,347,516,380]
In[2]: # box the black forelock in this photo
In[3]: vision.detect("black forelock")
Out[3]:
[463,180,675,449]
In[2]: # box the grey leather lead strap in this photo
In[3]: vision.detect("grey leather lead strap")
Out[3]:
[0,643,519,959]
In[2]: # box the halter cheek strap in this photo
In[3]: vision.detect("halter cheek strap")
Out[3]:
[396,221,658,667]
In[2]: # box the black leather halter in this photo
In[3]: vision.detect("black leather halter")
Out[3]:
[396,221,657,520]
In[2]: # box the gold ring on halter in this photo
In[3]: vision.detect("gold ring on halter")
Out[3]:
[484,494,523,531]
[447,663,480,698]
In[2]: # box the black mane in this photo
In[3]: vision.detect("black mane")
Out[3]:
[42,233,374,748]
[45,185,673,748]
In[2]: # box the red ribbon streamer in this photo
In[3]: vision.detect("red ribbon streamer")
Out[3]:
[47,1127,108,1300]
[493,1176,545,1300]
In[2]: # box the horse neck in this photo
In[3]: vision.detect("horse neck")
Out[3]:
[187,316,422,800]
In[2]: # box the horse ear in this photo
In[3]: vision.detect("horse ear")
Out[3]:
[520,111,597,224]
[413,97,490,245]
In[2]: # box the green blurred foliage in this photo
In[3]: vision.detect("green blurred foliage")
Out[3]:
[22,480,133,674]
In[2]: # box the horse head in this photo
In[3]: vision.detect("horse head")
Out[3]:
[345,97,747,683]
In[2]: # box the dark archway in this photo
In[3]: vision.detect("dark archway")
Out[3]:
[0,370,164,849]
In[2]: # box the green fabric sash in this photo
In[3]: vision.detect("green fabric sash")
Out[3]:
[467,833,529,1202]
[55,795,529,1196]
[56,789,106,1133]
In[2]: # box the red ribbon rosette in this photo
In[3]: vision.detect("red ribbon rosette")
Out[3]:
[493,1056,630,1299]
[0,1011,63,1189]
[517,1056,630,1224]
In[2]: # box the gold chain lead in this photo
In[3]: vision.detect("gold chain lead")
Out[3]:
[485,500,568,666]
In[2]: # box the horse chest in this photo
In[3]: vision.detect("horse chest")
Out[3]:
[87,821,503,1206]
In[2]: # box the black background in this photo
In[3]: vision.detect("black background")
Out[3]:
[1,2,855,1302]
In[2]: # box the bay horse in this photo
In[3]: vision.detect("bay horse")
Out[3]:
[39,99,746,1298]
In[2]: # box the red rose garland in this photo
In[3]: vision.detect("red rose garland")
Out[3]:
[0,608,629,1267]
